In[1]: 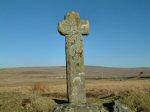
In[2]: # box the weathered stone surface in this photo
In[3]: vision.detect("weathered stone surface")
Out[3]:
[55,11,132,112]
[58,11,90,104]
[52,104,100,112]
[113,101,131,112]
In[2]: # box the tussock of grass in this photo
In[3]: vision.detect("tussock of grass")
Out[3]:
[31,82,49,93]
[0,92,56,112]
[119,90,150,112]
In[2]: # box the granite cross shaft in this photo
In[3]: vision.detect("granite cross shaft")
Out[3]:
[58,11,90,104]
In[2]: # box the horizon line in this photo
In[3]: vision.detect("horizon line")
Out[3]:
[0,65,150,69]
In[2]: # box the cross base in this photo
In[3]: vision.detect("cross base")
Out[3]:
[52,104,100,112]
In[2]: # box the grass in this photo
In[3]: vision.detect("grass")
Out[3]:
[0,92,56,112]
[31,82,50,93]
[119,90,150,112]
[0,79,150,112]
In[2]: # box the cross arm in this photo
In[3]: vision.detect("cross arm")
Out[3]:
[58,20,70,36]
[80,20,90,36]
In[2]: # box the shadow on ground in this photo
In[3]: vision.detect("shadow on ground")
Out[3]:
[103,101,114,112]
[53,99,68,104]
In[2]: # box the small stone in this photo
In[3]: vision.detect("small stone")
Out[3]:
[113,100,131,112]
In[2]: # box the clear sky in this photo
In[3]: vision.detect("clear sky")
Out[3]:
[0,0,150,68]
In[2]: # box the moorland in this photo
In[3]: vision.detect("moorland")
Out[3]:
[0,66,150,112]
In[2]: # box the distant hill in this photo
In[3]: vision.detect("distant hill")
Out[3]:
[0,66,150,78]
[85,66,150,78]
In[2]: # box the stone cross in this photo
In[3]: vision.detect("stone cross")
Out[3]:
[58,11,90,104]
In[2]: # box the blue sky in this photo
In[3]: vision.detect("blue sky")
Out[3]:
[0,0,150,68]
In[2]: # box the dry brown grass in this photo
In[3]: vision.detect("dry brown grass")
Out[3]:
[0,79,150,97]
[0,79,150,112]
[86,79,150,98]
[119,90,150,112]
[31,82,50,92]
[0,67,150,111]
[0,92,56,112]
